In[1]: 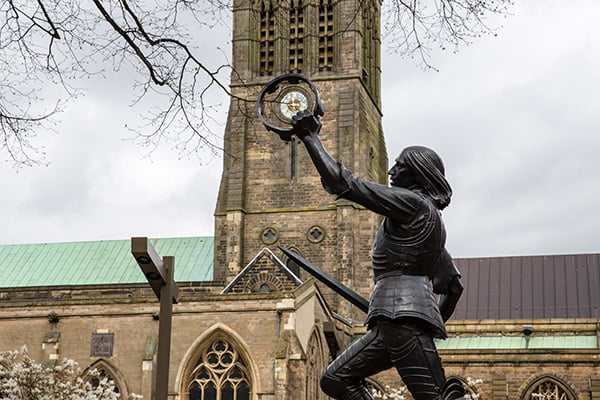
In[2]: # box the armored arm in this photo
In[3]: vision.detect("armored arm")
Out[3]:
[291,110,350,195]
[438,277,463,322]
[291,111,419,220]
[433,249,464,322]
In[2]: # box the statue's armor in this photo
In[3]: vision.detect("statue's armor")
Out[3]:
[371,201,444,277]
[368,200,447,338]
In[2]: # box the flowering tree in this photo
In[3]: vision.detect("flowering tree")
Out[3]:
[0,347,140,400]
[371,384,409,400]
[371,377,483,400]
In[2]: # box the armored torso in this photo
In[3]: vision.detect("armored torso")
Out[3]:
[371,198,445,279]
[367,197,447,338]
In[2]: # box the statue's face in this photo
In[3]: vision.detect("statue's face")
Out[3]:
[388,155,415,188]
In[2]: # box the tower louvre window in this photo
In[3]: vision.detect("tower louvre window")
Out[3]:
[318,0,334,71]
[289,0,304,72]
[362,2,375,90]
[259,1,275,76]
[361,1,377,94]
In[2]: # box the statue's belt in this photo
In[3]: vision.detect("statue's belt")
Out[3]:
[374,270,429,282]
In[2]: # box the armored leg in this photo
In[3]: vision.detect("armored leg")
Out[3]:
[377,319,446,400]
[320,326,392,400]
[320,319,467,400]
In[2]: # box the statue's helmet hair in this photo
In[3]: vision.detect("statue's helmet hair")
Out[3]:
[399,146,452,210]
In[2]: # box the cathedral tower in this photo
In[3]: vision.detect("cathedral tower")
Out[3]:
[215,0,387,316]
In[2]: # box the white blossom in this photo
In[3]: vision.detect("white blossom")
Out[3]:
[371,384,408,400]
[0,347,141,400]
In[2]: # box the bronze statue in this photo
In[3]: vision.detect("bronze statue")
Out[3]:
[288,109,467,400]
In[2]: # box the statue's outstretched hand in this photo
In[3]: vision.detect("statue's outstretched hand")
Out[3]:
[291,110,322,140]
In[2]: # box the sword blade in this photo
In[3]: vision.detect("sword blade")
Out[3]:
[279,246,369,313]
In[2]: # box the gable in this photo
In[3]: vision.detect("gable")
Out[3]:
[222,248,302,294]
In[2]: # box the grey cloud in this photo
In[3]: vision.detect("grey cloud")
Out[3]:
[1,0,599,259]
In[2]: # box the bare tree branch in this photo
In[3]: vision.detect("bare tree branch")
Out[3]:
[0,0,513,167]
[0,0,243,165]
[382,0,513,70]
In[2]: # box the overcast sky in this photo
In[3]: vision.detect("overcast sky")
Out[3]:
[1,1,599,259]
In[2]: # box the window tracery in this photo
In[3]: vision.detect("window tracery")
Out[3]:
[187,337,251,400]
[318,0,334,71]
[523,376,576,400]
[289,0,305,72]
[83,360,125,396]
[361,0,379,97]
[259,0,275,76]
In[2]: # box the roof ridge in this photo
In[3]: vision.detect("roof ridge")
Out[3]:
[0,235,213,247]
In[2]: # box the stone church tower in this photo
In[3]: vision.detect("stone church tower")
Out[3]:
[214,0,387,317]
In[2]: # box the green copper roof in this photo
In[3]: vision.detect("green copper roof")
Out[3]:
[0,237,213,288]
[437,335,598,350]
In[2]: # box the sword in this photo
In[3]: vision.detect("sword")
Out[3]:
[279,247,369,313]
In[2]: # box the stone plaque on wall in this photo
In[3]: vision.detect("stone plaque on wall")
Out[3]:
[91,333,114,357]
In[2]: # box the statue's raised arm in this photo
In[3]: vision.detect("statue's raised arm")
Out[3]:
[290,110,351,196]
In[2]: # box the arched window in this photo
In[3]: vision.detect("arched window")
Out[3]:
[83,359,127,397]
[522,376,577,400]
[361,0,380,98]
[259,0,275,76]
[318,0,335,71]
[289,0,305,72]
[186,337,252,400]
[305,330,325,400]
[281,246,303,278]
[447,376,480,399]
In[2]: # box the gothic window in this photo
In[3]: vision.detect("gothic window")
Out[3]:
[281,246,302,278]
[83,360,125,396]
[259,0,275,76]
[522,376,576,400]
[187,338,251,400]
[361,1,379,96]
[90,367,119,393]
[318,0,334,71]
[289,0,305,72]
[305,330,325,400]
[447,376,480,399]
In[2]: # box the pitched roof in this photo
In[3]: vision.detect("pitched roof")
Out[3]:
[453,253,600,320]
[221,248,303,294]
[0,237,213,288]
